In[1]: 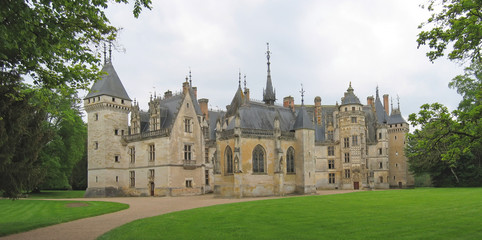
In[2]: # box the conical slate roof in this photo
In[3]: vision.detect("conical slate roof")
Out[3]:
[85,61,131,100]
[388,109,407,124]
[292,106,314,130]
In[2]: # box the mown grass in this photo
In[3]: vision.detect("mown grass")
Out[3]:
[27,190,86,199]
[100,188,482,240]
[0,199,128,237]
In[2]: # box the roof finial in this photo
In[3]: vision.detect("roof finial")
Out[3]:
[266,42,271,64]
[189,67,192,87]
[103,43,107,64]
[243,74,247,91]
[300,84,305,106]
[391,96,393,112]
[108,41,112,62]
[376,85,380,99]
[397,94,400,110]
[185,75,188,82]
[238,69,241,88]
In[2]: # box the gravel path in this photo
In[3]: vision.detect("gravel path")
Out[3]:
[1,190,354,240]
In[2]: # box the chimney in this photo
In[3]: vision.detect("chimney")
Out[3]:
[383,94,389,114]
[367,96,374,107]
[192,87,197,99]
[164,90,172,99]
[198,98,209,120]
[283,96,294,109]
[182,81,190,94]
[314,96,322,125]
[244,88,250,102]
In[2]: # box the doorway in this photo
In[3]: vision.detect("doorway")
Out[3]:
[149,182,154,196]
[354,182,359,190]
[398,182,403,189]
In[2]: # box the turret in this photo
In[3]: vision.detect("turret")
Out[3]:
[83,59,131,197]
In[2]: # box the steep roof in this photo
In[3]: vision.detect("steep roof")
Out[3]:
[292,106,314,130]
[374,96,388,124]
[388,109,407,124]
[225,101,295,131]
[340,82,361,106]
[85,61,131,100]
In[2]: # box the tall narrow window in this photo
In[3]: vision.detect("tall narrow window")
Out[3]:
[95,113,99,121]
[327,130,334,140]
[205,170,209,185]
[225,146,233,174]
[378,148,383,155]
[344,138,350,148]
[129,171,135,187]
[379,162,383,169]
[344,153,350,163]
[184,145,192,160]
[329,173,335,184]
[286,147,295,173]
[95,141,98,150]
[344,169,351,178]
[186,180,192,188]
[114,155,120,163]
[352,135,358,146]
[149,169,155,178]
[205,148,209,163]
[252,145,265,173]
[378,132,382,140]
[149,144,155,162]
[184,118,191,133]
[351,117,357,123]
[328,160,335,169]
[328,146,335,156]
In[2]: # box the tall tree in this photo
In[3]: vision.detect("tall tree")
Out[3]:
[407,0,482,186]
[0,0,151,197]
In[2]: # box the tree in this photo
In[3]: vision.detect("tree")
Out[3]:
[417,0,482,64]
[407,0,482,186]
[1,0,152,89]
[0,0,151,198]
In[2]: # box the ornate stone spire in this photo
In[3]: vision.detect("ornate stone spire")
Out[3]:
[263,42,276,105]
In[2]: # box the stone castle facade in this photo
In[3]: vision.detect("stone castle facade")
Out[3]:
[84,47,414,197]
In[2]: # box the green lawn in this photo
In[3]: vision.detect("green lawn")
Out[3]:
[100,188,482,240]
[0,199,128,237]
[27,190,86,199]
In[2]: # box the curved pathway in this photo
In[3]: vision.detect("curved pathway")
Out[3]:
[2,190,354,240]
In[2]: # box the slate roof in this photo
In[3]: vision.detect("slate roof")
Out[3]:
[225,101,296,131]
[388,109,407,124]
[85,61,131,100]
[341,83,361,106]
[374,96,388,124]
[292,106,314,130]
[363,105,378,143]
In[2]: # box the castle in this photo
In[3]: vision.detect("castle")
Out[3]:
[84,45,414,197]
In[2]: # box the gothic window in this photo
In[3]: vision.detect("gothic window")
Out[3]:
[129,147,136,163]
[344,169,351,178]
[149,144,155,162]
[149,169,155,178]
[184,118,191,133]
[328,146,335,156]
[225,146,233,174]
[344,153,350,163]
[129,171,135,187]
[352,135,358,146]
[252,145,265,173]
[344,138,350,148]
[286,147,295,173]
[351,117,357,123]
[329,173,335,184]
[328,160,335,169]
[184,145,192,160]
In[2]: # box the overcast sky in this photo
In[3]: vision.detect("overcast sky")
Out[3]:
[91,0,464,122]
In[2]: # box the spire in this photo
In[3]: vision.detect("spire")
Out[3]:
[376,85,380,99]
[300,84,305,106]
[238,69,241,88]
[391,96,393,112]
[243,74,247,92]
[108,42,112,63]
[103,43,107,64]
[189,68,192,87]
[397,94,400,110]
[263,42,276,105]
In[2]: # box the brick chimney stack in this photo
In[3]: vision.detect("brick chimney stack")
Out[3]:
[283,96,294,109]
[198,98,209,120]
[367,96,374,107]
[383,94,389,114]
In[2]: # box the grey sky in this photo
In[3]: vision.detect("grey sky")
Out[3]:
[95,0,463,121]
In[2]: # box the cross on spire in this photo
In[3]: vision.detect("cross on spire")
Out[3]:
[300,84,305,106]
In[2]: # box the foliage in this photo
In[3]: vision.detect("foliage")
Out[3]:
[37,88,87,190]
[99,188,482,240]
[410,0,482,186]
[0,79,52,198]
[70,146,88,190]
[0,0,152,89]
[417,0,482,64]
[0,0,151,198]
[0,199,128,237]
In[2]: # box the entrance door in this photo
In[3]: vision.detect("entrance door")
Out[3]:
[149,182,154,196]
[354,182,359,190]
[398,182,403,189]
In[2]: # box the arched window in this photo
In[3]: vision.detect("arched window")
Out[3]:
[252,145,265,173]
[225,146,233,174]
[286,147,295,173]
